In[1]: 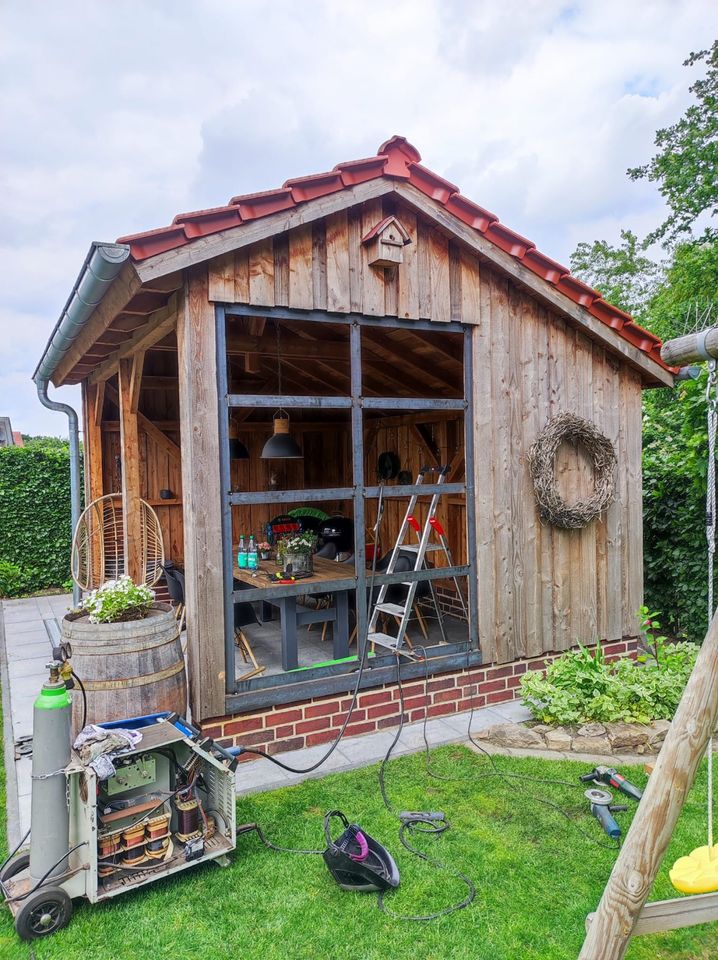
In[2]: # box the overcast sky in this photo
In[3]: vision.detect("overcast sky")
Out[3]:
[1,0,716,437]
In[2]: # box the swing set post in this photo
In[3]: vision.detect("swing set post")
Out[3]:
[579,610,718,960]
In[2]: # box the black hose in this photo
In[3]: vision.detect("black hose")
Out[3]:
[71,669,87,731]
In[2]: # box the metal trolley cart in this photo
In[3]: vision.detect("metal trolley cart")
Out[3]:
[0,664,237,941]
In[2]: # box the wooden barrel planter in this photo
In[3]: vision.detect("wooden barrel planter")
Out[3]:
[61,603,187,735]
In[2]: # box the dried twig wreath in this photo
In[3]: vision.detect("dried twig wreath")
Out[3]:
[527,412,616,528]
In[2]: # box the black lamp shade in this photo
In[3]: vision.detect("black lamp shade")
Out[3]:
[229,438,249,460]
[261,414,303,459]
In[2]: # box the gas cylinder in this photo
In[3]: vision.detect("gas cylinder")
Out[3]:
[29,663,72,882]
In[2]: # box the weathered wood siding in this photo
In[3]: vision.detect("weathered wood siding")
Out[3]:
[207,199,480,323]
[473,265,643,664]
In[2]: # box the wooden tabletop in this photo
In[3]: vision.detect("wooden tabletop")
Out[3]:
[233,555,356,590]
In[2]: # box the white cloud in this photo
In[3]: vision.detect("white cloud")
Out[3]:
[1,0,716,434]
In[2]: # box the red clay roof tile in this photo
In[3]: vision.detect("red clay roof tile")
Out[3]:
[444,194,497,233]
[520,249,569,285]
[484,222,534,258]
[114,135,670,376]
[284,170,345,203]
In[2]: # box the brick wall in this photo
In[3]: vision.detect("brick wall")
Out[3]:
[201,637,639,759]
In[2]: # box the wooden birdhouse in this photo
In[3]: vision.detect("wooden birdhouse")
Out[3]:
[361,215,412,268]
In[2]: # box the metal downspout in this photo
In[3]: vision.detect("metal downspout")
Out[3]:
[34,380,82,606]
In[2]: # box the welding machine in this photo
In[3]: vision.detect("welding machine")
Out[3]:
[0,663,237,941]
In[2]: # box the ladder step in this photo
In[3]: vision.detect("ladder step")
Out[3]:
[368,632,405,651]
[400,544,442,552]
[375,603,406,616]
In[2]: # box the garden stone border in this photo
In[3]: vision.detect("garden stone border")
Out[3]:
[473,719,674,757]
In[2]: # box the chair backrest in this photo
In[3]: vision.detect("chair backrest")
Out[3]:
[162,563,185,604]
[232,578,261,629]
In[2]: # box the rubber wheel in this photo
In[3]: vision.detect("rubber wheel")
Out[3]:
[0,852,29,883]
[15,887,72,941]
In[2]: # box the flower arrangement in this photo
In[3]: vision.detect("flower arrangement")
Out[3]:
[79,576,155,624]
[282,533,316,555]
[276,533,316,574]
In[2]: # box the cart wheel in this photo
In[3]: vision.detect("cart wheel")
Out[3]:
[0,852,30,883]
[15,887,72,941]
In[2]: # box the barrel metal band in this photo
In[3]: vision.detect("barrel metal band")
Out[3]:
[77,659,185,691]
[69,633,182,656]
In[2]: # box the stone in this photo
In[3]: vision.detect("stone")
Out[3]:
[571,735,612,755]
[530,724,554,735]
[544,729,572,752]
[606,723,650,751]
[647,720,671,748]
[577,723,606,738]
[485,723,545,749]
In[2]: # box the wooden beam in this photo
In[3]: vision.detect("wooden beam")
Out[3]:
[53,261,142,386]
[176,268,226,720]
[105,384,181,463]
[587,892,718,938]
[136,179,397,284]
[118,358,143,583]
[661,328,718,366]
[93,381,105,427]
[393,183,674,388]
[579,610,718,958]
[129,351,144,414]
[87,297,178,386]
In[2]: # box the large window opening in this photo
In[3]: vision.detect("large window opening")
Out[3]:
[217,308,477,706]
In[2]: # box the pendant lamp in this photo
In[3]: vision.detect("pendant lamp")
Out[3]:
[261,323,303,460]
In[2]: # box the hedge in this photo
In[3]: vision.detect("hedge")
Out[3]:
[0,438,78,598]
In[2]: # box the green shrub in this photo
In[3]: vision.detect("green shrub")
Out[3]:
[520,631,698,726]
[0,438,79,597]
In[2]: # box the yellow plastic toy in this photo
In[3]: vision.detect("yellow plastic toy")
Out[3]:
[670,844,718,894]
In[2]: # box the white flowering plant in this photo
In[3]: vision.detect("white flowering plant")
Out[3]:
[79,576,155,624]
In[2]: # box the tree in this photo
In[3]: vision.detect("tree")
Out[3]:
[569,229,664,319]
[628,41,718,246]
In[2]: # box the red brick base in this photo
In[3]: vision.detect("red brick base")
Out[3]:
[201,637,640,759]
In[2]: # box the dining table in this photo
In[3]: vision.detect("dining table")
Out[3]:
[233,556,356,671]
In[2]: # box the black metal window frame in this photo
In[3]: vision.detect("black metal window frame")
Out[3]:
[216,304,480,713]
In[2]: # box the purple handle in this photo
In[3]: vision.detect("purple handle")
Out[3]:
[349,831,369,862]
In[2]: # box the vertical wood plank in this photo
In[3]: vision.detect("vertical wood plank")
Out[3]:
[207,252,236,302]
[348,207,363,313]
[575,332,598,643]
[429,229,450,323]
[325,210,350,312]
[624,369,643,637]
[460,249,481,325]
[604,354,623,641]
[536,306,555,651]
[417,220,432,319]
[474,273,496,661]
[548,313,572,650]
[118,357,143,584]
[593,345,609,642]
[519,295,542,658]
[288,224,314,310]
[176,269,226,720]
[312,221,328,310]
[397,210,419,320]
[361,199,385,316]
[248,237,275,306]
[449,242,462,322]
[273,233,289,307]
[507,283,526,657]
[84,381,105,504]
[490,270,514,662]
[234,249,249,303]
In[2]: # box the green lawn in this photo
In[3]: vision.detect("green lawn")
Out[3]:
[0,741,717,960]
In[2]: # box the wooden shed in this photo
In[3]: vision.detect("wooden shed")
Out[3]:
[37,136,673,744]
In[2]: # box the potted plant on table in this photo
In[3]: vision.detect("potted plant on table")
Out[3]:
[276,533,316,576]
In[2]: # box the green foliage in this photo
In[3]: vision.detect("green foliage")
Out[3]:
[520,633,698,726]
[0,439,76,597]
[628,41,718,246]
[569,229,665,318]
[79,576,155,623]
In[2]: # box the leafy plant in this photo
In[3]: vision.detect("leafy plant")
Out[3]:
[279,533,316,557]
[520,616,698,725]
[79,576,155,624]
[0,439,80,597]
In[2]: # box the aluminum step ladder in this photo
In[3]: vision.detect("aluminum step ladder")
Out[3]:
[367,466,455,658]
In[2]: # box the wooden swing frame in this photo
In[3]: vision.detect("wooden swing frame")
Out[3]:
[580,325,718,958]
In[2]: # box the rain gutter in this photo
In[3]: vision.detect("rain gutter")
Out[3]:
[33,242,131,604]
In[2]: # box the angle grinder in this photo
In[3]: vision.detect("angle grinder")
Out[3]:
[585,788,628,839]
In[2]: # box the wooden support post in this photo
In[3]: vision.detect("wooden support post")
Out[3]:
[83,381,105,504]
[579,610,718,959]
[118,357,143,584]
[661,328,718,367]
[176,269,226,720]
